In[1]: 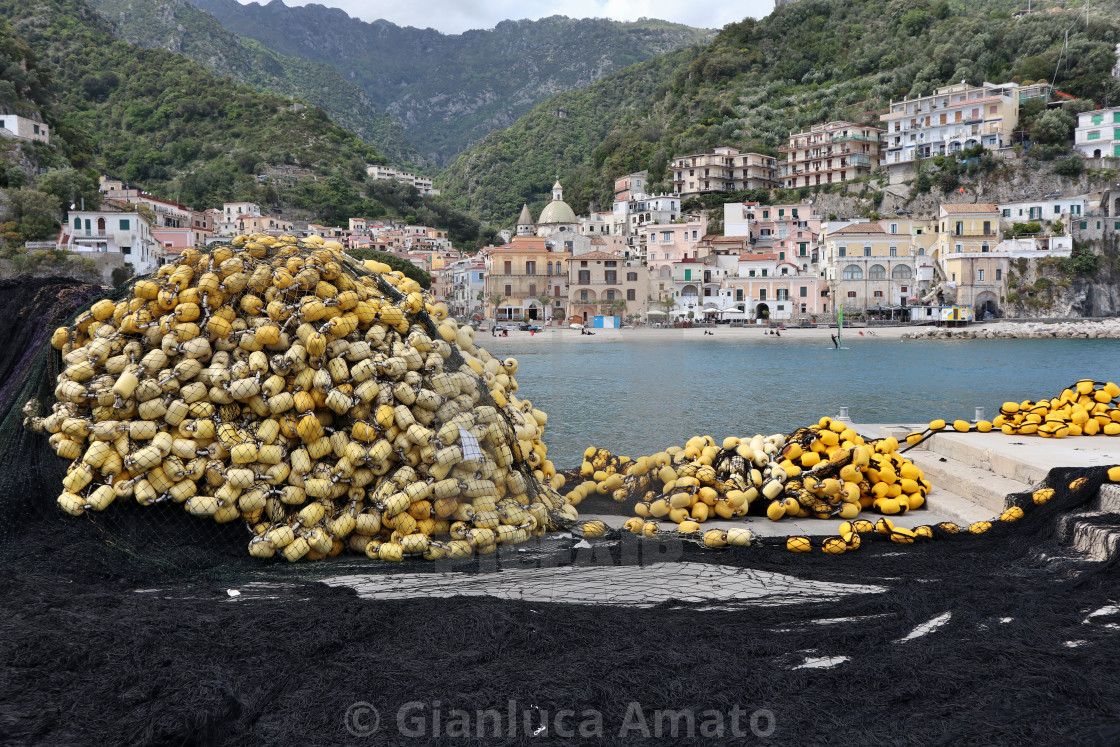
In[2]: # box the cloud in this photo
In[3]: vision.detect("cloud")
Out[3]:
[256,0,775,34]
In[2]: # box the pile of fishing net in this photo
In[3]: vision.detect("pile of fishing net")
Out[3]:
[25,234,576,562]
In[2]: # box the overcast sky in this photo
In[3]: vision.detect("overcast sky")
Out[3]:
[248,0,777,34]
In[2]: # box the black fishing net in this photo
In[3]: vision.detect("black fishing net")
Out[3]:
[2,277,1120,745]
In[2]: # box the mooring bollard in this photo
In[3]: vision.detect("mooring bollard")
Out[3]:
[837,406,850,421]
[974,406,984,422]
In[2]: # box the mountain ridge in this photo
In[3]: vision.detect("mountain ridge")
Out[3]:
[187,0,714,163]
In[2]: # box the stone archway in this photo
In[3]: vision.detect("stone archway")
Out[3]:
[974,291,999,320]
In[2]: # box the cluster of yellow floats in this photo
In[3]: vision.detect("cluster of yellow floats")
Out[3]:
[32,234,1120,559]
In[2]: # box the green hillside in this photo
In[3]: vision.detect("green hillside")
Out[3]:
[0,0,492,250]
[190,0,714,163]
[88,0,427,168]
[441,0,1120,224]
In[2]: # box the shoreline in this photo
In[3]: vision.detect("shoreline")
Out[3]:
[470,319,1120,345]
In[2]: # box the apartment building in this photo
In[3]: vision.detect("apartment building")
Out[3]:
[58,206,161,276]
[936,204,1002,315]
[483,236,569,323]
[1074,106,1120,158]
[820,221,924,313]
[670,147,778,198]
[719,254,821,321]
[780,121,883,188]
[568,252,649,323]
[881,82,1021,181]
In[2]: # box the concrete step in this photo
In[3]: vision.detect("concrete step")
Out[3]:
[905,450,1032,515]
[1057,511,1120,562]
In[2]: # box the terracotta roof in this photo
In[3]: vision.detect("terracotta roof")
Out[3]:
[589,236,606,245]
[941,203,999,214]
[574,251,622,261]
[738,253,779,261]
[829,221,886,236]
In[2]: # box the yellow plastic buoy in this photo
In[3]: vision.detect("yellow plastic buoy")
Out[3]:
[786,536,812,553]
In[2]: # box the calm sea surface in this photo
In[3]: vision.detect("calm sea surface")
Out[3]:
[485,338,1120,467]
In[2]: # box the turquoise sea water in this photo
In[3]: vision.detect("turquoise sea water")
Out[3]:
[485,338,1120,467]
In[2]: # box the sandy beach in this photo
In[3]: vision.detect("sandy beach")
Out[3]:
[475,323,930,345]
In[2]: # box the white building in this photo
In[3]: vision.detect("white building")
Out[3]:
[1074,107,1120,159]
[59,207,161,275]
[880,82,1022,182]
[366,165,440,196]
[998,196,1087,224]
[0,113,49,143]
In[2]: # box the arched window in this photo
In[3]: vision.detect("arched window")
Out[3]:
[547,261,553,275]
[842,264,863,280]
[97,217,105,232]
[918,248,925,256]
[868,264,887,279]
[892,265,913,279]
[73,216,81,229]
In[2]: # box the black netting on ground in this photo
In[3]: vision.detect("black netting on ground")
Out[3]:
[3,277,1120,744]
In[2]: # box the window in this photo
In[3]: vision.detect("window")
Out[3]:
[1002,209,1010,217]
[983,221,991,235]
[799,243,807,256]
[547,261,553,275]
[892,265,913,279]
[955,243,963,253]
[1091,114,1103,125]
[873,290,884,298]
[996,269,1002,281]
[73,216,80,229]
[735,289,744,301]
[847,291,857,298]
[526,260,536,275]
[978,269,985,282]
[626,272,637,281]
[605,289,616,301]
[982,243,989,253]
[758,288,767,301]
[1088,131,1101,141]
[580,290,589,301]
[901,286,908,293]
[504,260,512,274]
[627,289,635,301]
[749,270,756,277]
[120,219,130,230]
[1114,112,1120,123]
[605,260,617,267]
[779,252,785,260]
[604,270,617,284]
[1055,206,1062,215]
[868,264,886,279]
[918,248,925,256]
[890,223,898,234]
[863,246,871,257]
[504,284,512,296]
[839,246,846,258]
[1081,221,1088,230]
[761,269,768,277]
[955,221,963,235]
[121,246,131,255]
[951,273,956,282]
[777,289,789,301]
[889,246,897,257]
[578,270,590,284]
[842,264,863,280]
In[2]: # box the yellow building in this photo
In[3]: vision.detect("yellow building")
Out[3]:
[821,222,923,311]
[483,236,569,323]
[568,252,649,323]
[936,204,1004,315]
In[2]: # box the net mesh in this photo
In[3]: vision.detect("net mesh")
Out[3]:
[2,276,1120,743]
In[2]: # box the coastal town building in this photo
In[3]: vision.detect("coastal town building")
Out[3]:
[935,204,1002,316]
[780,121,883,189]
[445,257,487,321]
[614,171,647,202]
[820,221,925,314]
[998,196,1087,225]
[640,217,707,276]
[718,253,822,321]
[1073,106,1120,159]
[670,147,777,198]
[0,113,49,143]
[534,181,580,237]
[724,201,822,266]
[366,165,439,196]
[567,251,648,324]
[881,82,1023,182]
[483,235,569,323]
[57,205,161,277]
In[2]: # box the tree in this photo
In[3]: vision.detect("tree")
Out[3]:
[535,293,553,324]
[36,169,100,211]
[2,188,61,242]
[658,294,677,320]
[1031,109,1075,146]
[489,293,506,327]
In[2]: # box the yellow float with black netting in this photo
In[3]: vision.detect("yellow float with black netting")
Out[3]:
[31,233,578,562]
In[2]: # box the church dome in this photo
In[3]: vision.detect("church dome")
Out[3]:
[537,199,576,225]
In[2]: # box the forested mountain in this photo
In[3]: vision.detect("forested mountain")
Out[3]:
[441,0,1120,224]
[88,0,427,167]
[0,0,493,249]
[187,0,713,163]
